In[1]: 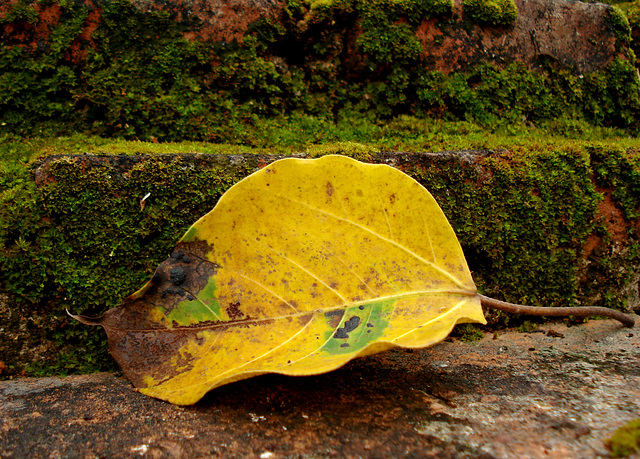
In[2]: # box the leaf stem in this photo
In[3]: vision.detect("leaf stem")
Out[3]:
[478,294,636,328]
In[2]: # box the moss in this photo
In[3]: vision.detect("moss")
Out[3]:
[516,320,539,333]
[305,141,372,161]
[451,324,485,342]
[1,2,639,137]
[357,23,423,67]
[284,0,307,19]
[1,1,38,24]
[306,0,356,23]
[408,145,612,315]
[582,145,640,310]
[413,60,640,132]
[589,145,640,220]
[463,0,518,27]
[607,5,633,43]
[620,1,640,30]
[304,0,453,25]
[608,419,640,457]
[352,0,453,72]
[302,0,452,71]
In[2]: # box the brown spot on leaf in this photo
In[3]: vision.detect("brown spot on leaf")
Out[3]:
[226,302,245,320]
[324,310,344,328]
[297,313,313,327]
[326,182,334,197]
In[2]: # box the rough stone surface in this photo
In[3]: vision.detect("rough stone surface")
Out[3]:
[1,318,638,458]
[0,0,284,45]
[31,151,487,188]
[419,0,624,73]
[128,0,284,43]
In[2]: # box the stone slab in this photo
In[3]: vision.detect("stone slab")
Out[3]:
[1,317,638,458]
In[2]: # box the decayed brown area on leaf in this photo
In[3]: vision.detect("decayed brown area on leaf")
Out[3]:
[83,239,220,388]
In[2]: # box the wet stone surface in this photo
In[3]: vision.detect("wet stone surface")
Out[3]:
[1,318,638,458]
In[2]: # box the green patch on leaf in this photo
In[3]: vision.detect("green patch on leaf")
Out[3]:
[166,279,222,326]
[322,300,393,355]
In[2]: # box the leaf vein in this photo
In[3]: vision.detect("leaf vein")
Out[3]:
[236,230,348,304]
[222,265,300,313]
[182,287,223,321]
[264,190,470,290]
[162,315,316,394]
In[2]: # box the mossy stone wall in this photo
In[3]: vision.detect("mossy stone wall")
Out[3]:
[1,0,639,140]
[1,149,639,377]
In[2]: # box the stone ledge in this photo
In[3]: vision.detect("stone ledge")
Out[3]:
[33,151,492,187]
[1,318,638,458]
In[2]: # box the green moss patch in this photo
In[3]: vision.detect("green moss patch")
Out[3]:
[607,5,633,43]
[1,0,638,140]
[463,0,518,27]
[608,419,640,457]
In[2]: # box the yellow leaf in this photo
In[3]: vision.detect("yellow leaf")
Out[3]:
[77,155,486,405]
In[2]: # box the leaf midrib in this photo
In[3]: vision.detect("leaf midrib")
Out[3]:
[107,288,477,332]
